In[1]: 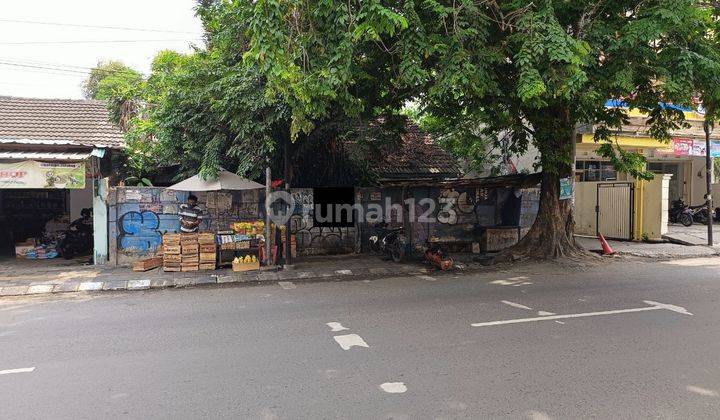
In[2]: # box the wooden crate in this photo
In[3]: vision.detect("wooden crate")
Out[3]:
[163,233,181,243]
[132,257,163,272]
[182,255,199,263]
[163,245,181,255]
[200,244,216,253]
[163,254,182,263]
[163,265,182,272]
[198,233,215,244]
[199,252,216,262]
[181,232,198,239]
[181,244,199,254]
[232,260,260,272]
[181,265,199,272]
[199,262,216,270]
[236,241,250,250]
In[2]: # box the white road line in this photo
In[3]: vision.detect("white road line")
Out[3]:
[380,382,407,393]
[333,334,369,350]
[501,300,533,310]
[0,367,35,375]
[472,301,692,327]
[415,275,437,282]
[555,321,565,325]
[538,311,556,316]
[278,281,296,290]
[326,322,349,332]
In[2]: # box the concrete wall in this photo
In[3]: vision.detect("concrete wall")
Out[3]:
[689,157,709,205]
[637,175,670,241]
[69,178,93,220]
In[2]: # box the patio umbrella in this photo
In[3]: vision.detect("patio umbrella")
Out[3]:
[167,168,264,191]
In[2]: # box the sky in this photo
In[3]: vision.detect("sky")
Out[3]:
[0,0,205,99]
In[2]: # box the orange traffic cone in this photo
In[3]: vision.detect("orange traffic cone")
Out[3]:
[598,233,615,255]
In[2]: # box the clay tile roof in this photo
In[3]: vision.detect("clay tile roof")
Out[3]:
[369,123,462,181]
[0,96,125,149]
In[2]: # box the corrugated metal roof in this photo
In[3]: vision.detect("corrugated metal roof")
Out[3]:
[0,151,91,160]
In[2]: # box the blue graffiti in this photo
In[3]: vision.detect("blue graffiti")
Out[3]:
[118,211,162,253]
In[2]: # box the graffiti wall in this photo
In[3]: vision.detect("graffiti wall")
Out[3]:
[108,187,263,266]
[289,188,356,256]
[356,185,540,252]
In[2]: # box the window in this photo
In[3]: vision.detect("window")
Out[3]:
[575,161,617,182]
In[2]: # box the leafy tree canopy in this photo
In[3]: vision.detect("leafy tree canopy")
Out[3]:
[239,0,720,258]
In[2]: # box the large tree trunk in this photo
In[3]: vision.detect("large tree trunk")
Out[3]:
[498,171,585,261]
[495,109,588,261]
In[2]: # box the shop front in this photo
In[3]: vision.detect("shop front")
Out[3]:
[0,158,95,261]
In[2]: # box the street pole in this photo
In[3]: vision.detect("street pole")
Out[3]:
[284,135,293,268]
[265,166,272,266]
[704,120,713,246]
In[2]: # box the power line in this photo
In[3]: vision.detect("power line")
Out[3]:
[0,57,147,76]
[0,39,202,46]
[0,18,201,35]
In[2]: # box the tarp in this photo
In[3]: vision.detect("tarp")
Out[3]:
[167,168,264,191]
[0,160,85,189]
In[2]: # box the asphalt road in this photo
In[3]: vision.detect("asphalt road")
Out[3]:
[2,257,720,419]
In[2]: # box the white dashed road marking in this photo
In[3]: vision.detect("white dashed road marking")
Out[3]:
[333,334,369,350]
[278,281,296,290]
[472,301,692,327]
[380,382,407,393]
[326,322,349,332]
[0,367,35,375]
[501,300,533,310]
[415,275,437,282]
[538,311,556,316]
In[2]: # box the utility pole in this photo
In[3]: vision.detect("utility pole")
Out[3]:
[284,135,293,268]
[704,119,713,246]
[265,166,272,265]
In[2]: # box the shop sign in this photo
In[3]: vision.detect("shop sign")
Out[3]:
[673,138,693,156]
[711,140,720,158]
[691,139,707,156]
[0,160,85,189]
[559,177,573,200]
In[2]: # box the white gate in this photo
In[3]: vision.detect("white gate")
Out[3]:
[596,182,634,240]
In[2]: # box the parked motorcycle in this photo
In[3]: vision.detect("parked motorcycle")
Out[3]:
[57,228,93,259]
[368,221,407,263]
[688,203,710,225]
[669,199,694,227]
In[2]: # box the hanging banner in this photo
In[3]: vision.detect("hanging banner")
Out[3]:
[673,138,693,156]
[711,140,720,158]
[0,160,85,189]
[691,139,707,156]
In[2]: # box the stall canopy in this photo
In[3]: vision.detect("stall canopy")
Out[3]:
[167,168,264,191]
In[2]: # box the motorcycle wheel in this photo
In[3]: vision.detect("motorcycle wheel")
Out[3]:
[390,241,405,263]
[680,213,693,227]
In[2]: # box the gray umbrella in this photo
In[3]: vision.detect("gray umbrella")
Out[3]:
[167,168,264,191]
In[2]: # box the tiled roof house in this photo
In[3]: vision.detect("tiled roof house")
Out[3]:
[0,96,124,160]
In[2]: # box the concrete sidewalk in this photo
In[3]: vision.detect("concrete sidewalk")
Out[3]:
[575,236,720,258]
[0,254,449,298]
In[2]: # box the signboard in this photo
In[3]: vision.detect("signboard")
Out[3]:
[559,177,573,200]
[711,140,720,158]
[0,160,85,189]
[673,138,693,156]
[691,139,707,157]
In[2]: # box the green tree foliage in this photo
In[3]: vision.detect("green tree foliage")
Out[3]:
[242,0,720,258]
[82,60,142,100]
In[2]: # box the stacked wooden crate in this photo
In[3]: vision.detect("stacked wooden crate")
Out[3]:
[162,233,182,272]
[181,233,200,271]
[198,232,217,270]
